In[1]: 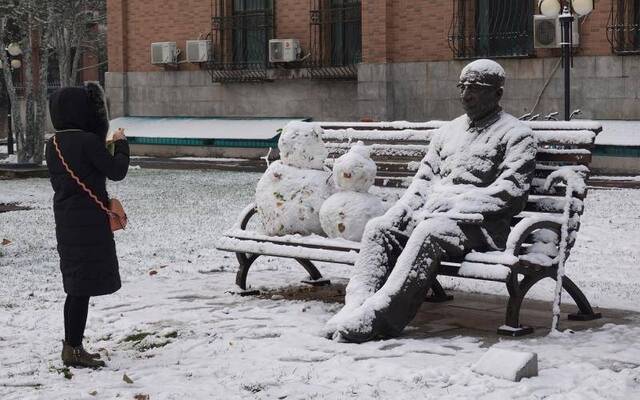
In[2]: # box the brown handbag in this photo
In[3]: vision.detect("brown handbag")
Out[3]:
[52,135,128,232]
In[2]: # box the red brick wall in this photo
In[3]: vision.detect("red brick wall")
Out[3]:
[107,0,124,72]
[108,0,617,73]
[577,0,612,56]
[275,0,311,51]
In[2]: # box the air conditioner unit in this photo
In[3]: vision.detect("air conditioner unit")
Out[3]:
[269,39,301,63]
[150,42,177,64]
[533,15,579,49]
[186,40,212,63]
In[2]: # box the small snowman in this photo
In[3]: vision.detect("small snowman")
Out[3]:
[320,142,385,241]
[255,122,334,236]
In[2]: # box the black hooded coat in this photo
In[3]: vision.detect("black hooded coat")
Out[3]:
[46,83,130,296]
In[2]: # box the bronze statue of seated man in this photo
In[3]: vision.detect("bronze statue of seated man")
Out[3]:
[324,59,537,343]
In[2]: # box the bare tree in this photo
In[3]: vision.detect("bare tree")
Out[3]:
[0,0,52,164]
[49,0,106,87]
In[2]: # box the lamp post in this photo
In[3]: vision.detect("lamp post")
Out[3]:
[539,0,594,120]
[2,42,22,155]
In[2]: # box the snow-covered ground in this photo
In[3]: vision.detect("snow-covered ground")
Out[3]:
[1,169,639,399]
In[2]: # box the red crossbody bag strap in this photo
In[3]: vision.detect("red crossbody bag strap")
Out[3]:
[52,135,114,217]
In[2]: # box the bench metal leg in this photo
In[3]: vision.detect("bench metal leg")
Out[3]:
[235,252,260,295]
[498,274,541,336]
[558,276,602,321]
[424,278,454,303]
[296,258,330,286]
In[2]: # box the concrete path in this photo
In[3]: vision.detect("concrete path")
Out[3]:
[261,283,639,344]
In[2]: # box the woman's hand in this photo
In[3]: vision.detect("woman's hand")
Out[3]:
[112,128,127,142]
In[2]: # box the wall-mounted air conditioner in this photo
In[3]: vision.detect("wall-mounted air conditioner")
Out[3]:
[269,39,301,63]
[150,42,178,64]
[533,15,579,49]
[186,40,212,63]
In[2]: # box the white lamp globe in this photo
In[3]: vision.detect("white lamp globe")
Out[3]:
[539,0,561,17]
[10,59,21,69]
[7,43,22,56]
[572,0,594,16]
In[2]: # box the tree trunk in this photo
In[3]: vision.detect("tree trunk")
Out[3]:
[22,19,36,164]
[0,29,24,161]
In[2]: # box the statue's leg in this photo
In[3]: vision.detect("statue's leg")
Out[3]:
[323,217,408,337]
[342,218,408,309]
[336,218,486,342]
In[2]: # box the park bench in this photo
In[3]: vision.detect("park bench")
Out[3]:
[216,118,603,336]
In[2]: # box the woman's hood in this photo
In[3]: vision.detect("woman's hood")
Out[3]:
[49,82,110,140]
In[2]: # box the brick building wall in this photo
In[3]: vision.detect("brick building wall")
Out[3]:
[106,0,640,122]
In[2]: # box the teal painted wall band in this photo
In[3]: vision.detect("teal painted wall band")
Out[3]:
[593,145,640,158]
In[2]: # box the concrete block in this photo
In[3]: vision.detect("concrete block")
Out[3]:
[371,63,389,82]
[161,71,179,87]
[175,71,191,87]
[609,78,627,99]
[595,56,623,78]
[358,81,385,101]
[622,55,640,77]
[189,70,212,86]
[571,56,596,78]
[542,57,562,79]
[404,62,428,81]
[105,72,124,88]
[472,348,538,382]
[359,63,388,82]
[448,60,468,80]
[109,101,124,118]
[498,59,519,79]
[504,79,542,101]
[357,63,374,82]
[357,99,388,120]
[516,59,543,80]
[580,78,603,99]
[427,61,449,80]
[105,87,124,103]
[426,100,451,120]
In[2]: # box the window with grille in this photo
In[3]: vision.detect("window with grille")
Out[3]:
[310,0,362,70]
[448,0,534,59]
[210,0,274,80]
[607,0,640,54]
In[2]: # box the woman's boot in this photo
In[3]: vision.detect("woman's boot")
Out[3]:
[61,341,105,368]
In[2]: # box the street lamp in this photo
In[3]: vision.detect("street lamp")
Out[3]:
[2,42,22,155]
[538,0,594,120]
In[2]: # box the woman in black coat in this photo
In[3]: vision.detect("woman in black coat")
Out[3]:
[46,82,129,368]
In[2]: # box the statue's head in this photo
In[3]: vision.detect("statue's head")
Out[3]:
[458,59,505,122]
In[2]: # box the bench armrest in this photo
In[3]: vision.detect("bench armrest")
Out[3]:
[232,203,258,230]
[506,216,563,257]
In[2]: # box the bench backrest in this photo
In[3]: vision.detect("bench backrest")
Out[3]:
[318,120,602,246]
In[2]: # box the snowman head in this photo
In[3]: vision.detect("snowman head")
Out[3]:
[333,141,377,192]
[278,122,328,170]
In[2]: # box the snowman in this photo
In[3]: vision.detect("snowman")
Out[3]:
[320,142,385,241]
[255,122,334,236]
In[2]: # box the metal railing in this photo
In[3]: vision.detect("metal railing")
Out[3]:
[448,0,534,59]
[607,0,640,54]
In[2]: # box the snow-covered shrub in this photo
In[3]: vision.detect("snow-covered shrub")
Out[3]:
[320,143,384,241]
[278,122,328,170]
[256,161,333,236]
